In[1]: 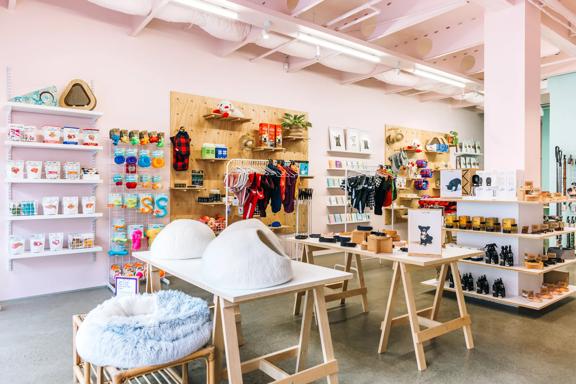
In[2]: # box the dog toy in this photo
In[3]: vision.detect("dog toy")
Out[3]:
[139,174,151,189]
[107,193,123,208]
[109,128,120,145]
[140,194,154,214]
[157,132,165,148]
[139,131,149,145]
[125,175,138,189]
[129,130,139,145]
[132,229,143,251]
[138,149,151,168]
[146,227,162,245]
[151,150,165,168]
[152,175,162,190]
[153,194,168,218]
[119,129,129,144]
[125,193,138,209]
[149,131,158,144]
[113,147,126,165]
[112,174,123,186]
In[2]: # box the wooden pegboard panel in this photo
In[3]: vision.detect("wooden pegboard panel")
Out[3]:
[384,125,451,224]
[169,91,309,232]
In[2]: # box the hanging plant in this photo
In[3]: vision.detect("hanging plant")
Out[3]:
[281,113,312,131]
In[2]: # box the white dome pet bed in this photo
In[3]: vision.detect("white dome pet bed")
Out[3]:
[76,290,212,369]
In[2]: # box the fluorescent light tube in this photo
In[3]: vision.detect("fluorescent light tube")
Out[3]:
[414,63,472,84]
[297,33,381,63]
[172,0,238,20]
[413,68,467,88]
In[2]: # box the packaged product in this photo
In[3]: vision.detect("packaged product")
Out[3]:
[8,201,22,216]
[81,196,96,214]
[6,160,24,179]
[29,234,45,253]
[139,193,154,214]
[21,200,38,216]
[25,160,43,179]
[62,196,79,215]
[62,126,80,145]
[139,174,151,189]
[125,174,138,189]
[82,233,95,248]
[274,125,282,148]
[138,149,151,168]
[124,193,138,209]
[82,128,99,146]
[44,161,61,179]
[9,236,25,255]
[63,162,81,180]
[267,124,275,148]
[81,167,100,180]
[259,123,269,147]
[8,124,23,141]
[68,233,84,249]
[21,125,37,142]
[42,126,61,144]
[151,150,165,168]
[42,196,60,215]
[49,232,64,251]
[108,193,123,208]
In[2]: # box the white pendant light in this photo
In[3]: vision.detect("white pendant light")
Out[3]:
[374,69,421,87]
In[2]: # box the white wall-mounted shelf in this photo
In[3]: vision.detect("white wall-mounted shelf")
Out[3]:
[5,102,103,119]
[458,257,576,275]
[327,150,372,156]
[5,213,103,221]
[454,152,483,157]
[5,179,103,184]
[4,141,103,151]
[444,227,576,240]
[422,279,576,310]
[327,220,370,226]
[9,246,103,261]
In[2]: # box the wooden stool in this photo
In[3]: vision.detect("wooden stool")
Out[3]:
[377,261,474,371]
[73,315,215,384]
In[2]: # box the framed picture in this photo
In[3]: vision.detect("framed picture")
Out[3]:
[408,209,442,256]
[329,127,345,150]
[298,161,309,176]
[360,132,371,153]
[345,128,360,152]
[440,169,463,198]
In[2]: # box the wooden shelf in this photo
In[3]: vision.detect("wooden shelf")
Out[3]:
[422,279,576,310]
[283,135,306,141]
[5,213,103,221]
[425,197,576,205]
[196,158,228,162]
[327,150,372,156]
[171,186,205,191]
[5,102,103,119]
[198,202,225,206]
[444,227,576,240]
[458,257,576,275]
[5,141,103,151]
[398,195,420,200]
[9,246,103,261]
[203,113,251,123]
[5,179,102,184]
[299,175,314,179]
[252,147,286,152]
[327,220,370,226]
[385,206,411,210]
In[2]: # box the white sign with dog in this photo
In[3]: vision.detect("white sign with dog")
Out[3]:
[440,169,463,198]
[408,209,442,256]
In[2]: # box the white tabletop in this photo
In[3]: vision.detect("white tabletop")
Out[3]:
[133,251,352,303]
[289,238,483,267]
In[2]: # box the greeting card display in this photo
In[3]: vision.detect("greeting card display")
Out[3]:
[408,209,442,256]
[329,127,345,151]
[440,169,463,198]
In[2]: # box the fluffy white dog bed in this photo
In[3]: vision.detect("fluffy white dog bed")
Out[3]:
[202,223,293,289]
[76,290,212,368]
[151,219,215,259]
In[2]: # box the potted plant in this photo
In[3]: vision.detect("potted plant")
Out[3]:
[281,113,312,136]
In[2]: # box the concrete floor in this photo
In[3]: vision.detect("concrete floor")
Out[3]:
[2,255,576,384]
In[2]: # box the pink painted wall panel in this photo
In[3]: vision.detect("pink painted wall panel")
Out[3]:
[0,0,483,300]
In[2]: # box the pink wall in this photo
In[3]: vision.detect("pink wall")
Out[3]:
[0,0,483,300]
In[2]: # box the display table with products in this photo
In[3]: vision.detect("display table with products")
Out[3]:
[288,238,482,371]
[133,251,351,384]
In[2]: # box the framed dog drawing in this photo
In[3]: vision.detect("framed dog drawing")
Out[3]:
[440,169,463,198]
[408,209,442,256]
[329,127,345,151]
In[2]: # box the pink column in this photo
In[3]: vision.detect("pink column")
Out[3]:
[483,1,541,185]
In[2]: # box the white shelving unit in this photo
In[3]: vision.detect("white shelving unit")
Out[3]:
[433,199,576,310]
[4,101,103,271]
[327,149,372,156]
[5,213,103,221]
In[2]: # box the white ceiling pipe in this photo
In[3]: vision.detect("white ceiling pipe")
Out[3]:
[86,0,152,15]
